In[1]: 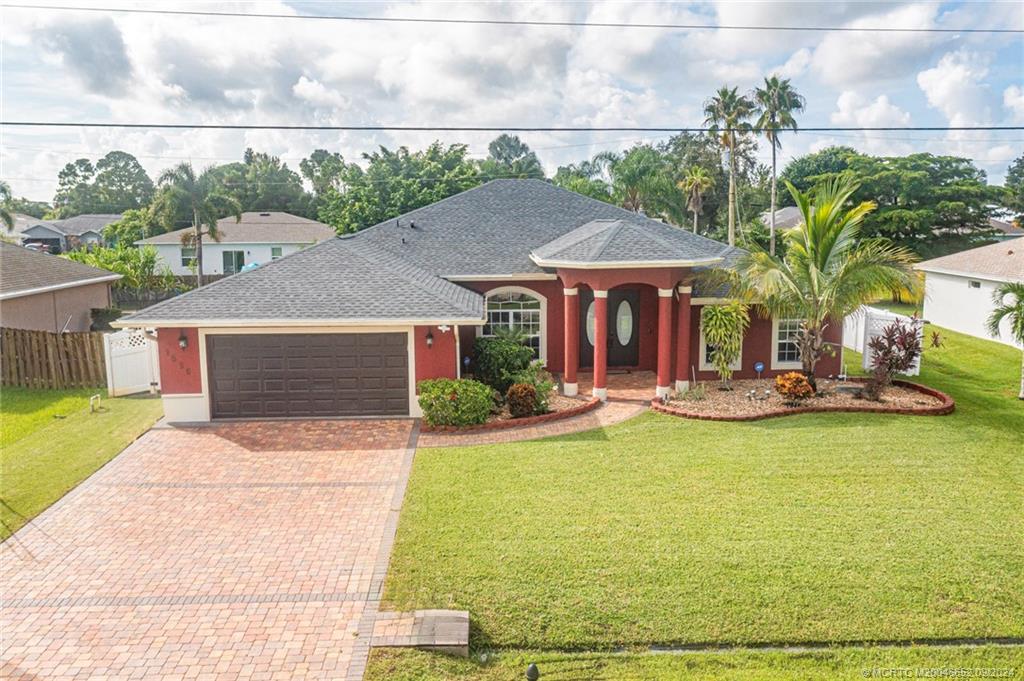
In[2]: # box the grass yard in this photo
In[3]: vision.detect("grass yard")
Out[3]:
[374,324,1023,676]
[369,645,1024,680]
[1,387,163,539]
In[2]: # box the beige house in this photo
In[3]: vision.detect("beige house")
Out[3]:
[0,242,121,332]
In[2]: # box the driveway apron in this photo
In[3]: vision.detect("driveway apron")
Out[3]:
[1,419,418,680]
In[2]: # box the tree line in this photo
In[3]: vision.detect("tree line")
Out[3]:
[2,75,1021,269]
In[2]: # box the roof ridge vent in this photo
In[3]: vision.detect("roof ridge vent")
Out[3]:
[259,212,271,216]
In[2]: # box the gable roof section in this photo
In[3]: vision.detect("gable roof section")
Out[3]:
[915,237,1024,284]
[347,179,733,276]
[137,212,336,245]
[52,214,123,236]
[760,206,803,230]
[116,238,485,327]
[531,218,727,268]
[0,242,121,299]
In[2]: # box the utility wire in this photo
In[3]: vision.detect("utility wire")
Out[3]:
[5,4,1022,34]
[2,122,1022,132]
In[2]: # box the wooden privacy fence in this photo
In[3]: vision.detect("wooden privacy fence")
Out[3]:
[1,327,107,389]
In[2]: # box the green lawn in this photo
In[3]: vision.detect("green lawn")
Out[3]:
[1,387,163,539]
[375,324,1023,675]
[369,645,1024,681]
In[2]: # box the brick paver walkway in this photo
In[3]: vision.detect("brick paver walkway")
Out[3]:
[1,419,417,681]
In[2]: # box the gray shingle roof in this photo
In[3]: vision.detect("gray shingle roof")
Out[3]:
[0,242,120,298]
[347,179,733,275]
[916,237,1024,283]
[760,206,803,230]
[137,212,336,245]
[52,214,123,235]
[531,218,727,267]
[117,238,484,325]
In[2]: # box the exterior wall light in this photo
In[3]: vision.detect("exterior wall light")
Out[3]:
[178,332,189,350]
[425,330,434,348]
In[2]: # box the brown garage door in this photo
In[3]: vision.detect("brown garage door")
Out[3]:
[207,333,409,418]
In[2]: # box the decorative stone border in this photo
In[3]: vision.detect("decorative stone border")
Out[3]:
[421,397,602,433]
[651,379,955,422]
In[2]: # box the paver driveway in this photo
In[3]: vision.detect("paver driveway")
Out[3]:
[1,419,417,680]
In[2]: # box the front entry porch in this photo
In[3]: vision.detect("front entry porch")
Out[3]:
[574,370,660,403]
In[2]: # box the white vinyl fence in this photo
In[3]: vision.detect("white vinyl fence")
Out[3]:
[842,305,922,377]
[103,328,161,396]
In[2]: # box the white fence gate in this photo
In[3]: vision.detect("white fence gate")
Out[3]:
[842,305,922,377]
[103,329,161,396]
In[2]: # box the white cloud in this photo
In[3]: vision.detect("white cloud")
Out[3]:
[829,91,913,155]
[1003,85,1024,124]
[917,50,993,127]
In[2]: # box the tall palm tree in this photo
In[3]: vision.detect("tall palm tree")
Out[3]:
[704,86,755,247]
[727,177,918,387]
[0,181,14,230]
[754,75,805,256]
[154,163,241,287]
[679,166,715,234]
[987,282,1024,399]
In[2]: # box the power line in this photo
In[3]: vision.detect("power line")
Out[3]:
[6,4,1022,34]
[3,121,1022,133]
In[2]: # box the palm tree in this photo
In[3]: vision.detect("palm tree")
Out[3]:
[754,75,805,256]
[704,86,755,246]
[154,163,241,287]
[679,166,715,234]
[0,181,14,230]
[727,176,918,387]
[594,146,673,218]
[986,282,1024,399]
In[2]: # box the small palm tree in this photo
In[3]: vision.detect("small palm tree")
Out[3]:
[728,176,919,387]
[986,282,1024,399]
[154,163,241,287]
[679,166,715,234]
[595,146,673,217]
[704,86,755,246]
[0,181,14,230]
[753,76,805,256]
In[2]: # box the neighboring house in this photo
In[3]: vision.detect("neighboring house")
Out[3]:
[759,205,803,231]
[12,213,121,252]
[989,217,1024,242]
[136,212,337,276]
[114,180,842,422]
[0,241,121,332]
[916,237,1024,348]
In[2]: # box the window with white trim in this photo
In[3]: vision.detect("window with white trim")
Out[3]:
[482,289,545,359]
[271,246,283,260]
[774,318,803,367]
[698,324,742,372]
[968,280,981,289]
[180,247,196,268]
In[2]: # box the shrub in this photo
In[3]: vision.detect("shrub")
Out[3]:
[510,360,555,413]
[775,371,814,404]
[679,383,708,401]
[700,302,750,388]
[472,337,535,394]
[417,378,493,427]
[506,383,539,418]
[864,317,923,401]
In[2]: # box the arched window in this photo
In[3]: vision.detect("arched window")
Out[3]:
[482,287,547,362]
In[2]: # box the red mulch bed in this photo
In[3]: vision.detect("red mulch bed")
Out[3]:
[652,378,954,422]
[421,394,601,433]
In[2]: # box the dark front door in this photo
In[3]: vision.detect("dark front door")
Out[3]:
[207,333,409,418]
[579,288,640,368]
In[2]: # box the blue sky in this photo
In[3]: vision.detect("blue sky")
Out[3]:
[1,1,1022,202]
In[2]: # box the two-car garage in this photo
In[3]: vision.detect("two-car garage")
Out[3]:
[206,332,410,418]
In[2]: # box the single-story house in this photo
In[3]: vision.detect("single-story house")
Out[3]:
[916,237,1023,348]
[989,217,1024,242]
[115,180,841,422]
[136,212,337,276]
[0,242,121,332]
[13,213,122,252]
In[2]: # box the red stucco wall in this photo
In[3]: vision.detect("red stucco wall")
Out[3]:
[414,324,459,385]
[686,307,843,382]
[157,328,202,394]
[458,279,567,372]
